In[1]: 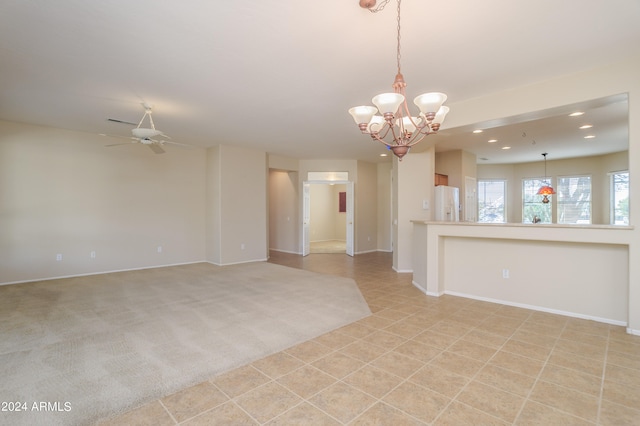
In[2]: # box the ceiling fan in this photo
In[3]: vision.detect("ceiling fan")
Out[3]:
[104,103,188,154]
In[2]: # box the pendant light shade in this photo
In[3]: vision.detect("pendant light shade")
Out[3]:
[537,185,556,204]
[537,185,556,196]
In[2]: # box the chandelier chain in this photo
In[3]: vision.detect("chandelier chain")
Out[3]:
[366,0,392,13]
[396,0,402,74]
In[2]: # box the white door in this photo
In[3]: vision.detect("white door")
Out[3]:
[465,176,477,222]
[346,181,354,256]
[302,182,310,256]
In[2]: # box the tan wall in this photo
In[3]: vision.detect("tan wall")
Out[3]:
[444,236,628,323]
[268,154,299,172]
[268,169,299,253]
[394,148,434,272]
[1,121,207,284]
[435,150,463,188]
[210,145,268,265]
[413,222,630,325]
[377,162,392,252]
[355,161,377,253]
[206,146,221,263]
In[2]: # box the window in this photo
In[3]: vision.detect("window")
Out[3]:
[523,178,552,223]
[478,180,506,223]
[611,171,629,225]
[557,175,591,224]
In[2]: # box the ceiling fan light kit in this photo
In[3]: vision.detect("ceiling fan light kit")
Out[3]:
[349,0,450,160]
[131,127,164,140]
[104,103,187,154]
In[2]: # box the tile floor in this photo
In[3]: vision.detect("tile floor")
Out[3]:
[100,251,640,425]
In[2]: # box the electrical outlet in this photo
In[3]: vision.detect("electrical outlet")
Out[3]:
[157,246,162,253]
[502,269,510,279]
[90,251,96,259]
[241,243,245,250]
[56,253,63,261]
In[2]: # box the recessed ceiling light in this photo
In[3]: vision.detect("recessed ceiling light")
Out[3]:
[480,157,489,161]
[473,129,483,134]
[569,111,584,117]
[380,153,388,157]
[488,139,497,143]
[579,124,593,129]
[501,146,511,150]
[584,135,596,139]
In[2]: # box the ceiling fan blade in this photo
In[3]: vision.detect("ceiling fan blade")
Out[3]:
[163,140,193,148]
[148,144,166,154]
[105,142,135,147]
[107,118,138,126]
[100,133,135,141]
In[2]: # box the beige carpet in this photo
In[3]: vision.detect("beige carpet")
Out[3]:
[0,262,370,426]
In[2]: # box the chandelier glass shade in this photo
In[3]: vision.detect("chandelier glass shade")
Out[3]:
[349,0,449,160]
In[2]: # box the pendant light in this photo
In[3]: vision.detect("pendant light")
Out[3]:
[537,153,555,203]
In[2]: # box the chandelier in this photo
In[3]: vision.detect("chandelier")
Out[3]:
[537,152,556,203]
[349,0,449,160]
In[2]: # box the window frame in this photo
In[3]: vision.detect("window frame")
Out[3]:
[522,177,553,224]
[477,179,507,223]
[556,174,592,225]
[610,170,630,225]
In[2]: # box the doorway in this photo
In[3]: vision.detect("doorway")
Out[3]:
[303,181,354,256]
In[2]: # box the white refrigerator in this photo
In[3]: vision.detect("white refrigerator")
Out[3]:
[434,185,460,222]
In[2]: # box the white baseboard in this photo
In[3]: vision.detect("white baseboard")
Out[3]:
[206,258,269,267]
[412,281,444,297]
[445,290,627,327]
[355,249,379,255]
[627,327,640,336]
[269,248,392,256]
[412,280,426,294]
[1,260,206,286]
[268,248,301,255]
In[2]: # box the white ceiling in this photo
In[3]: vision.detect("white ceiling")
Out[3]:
[0,0,638,164]
[427,93,629,164]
